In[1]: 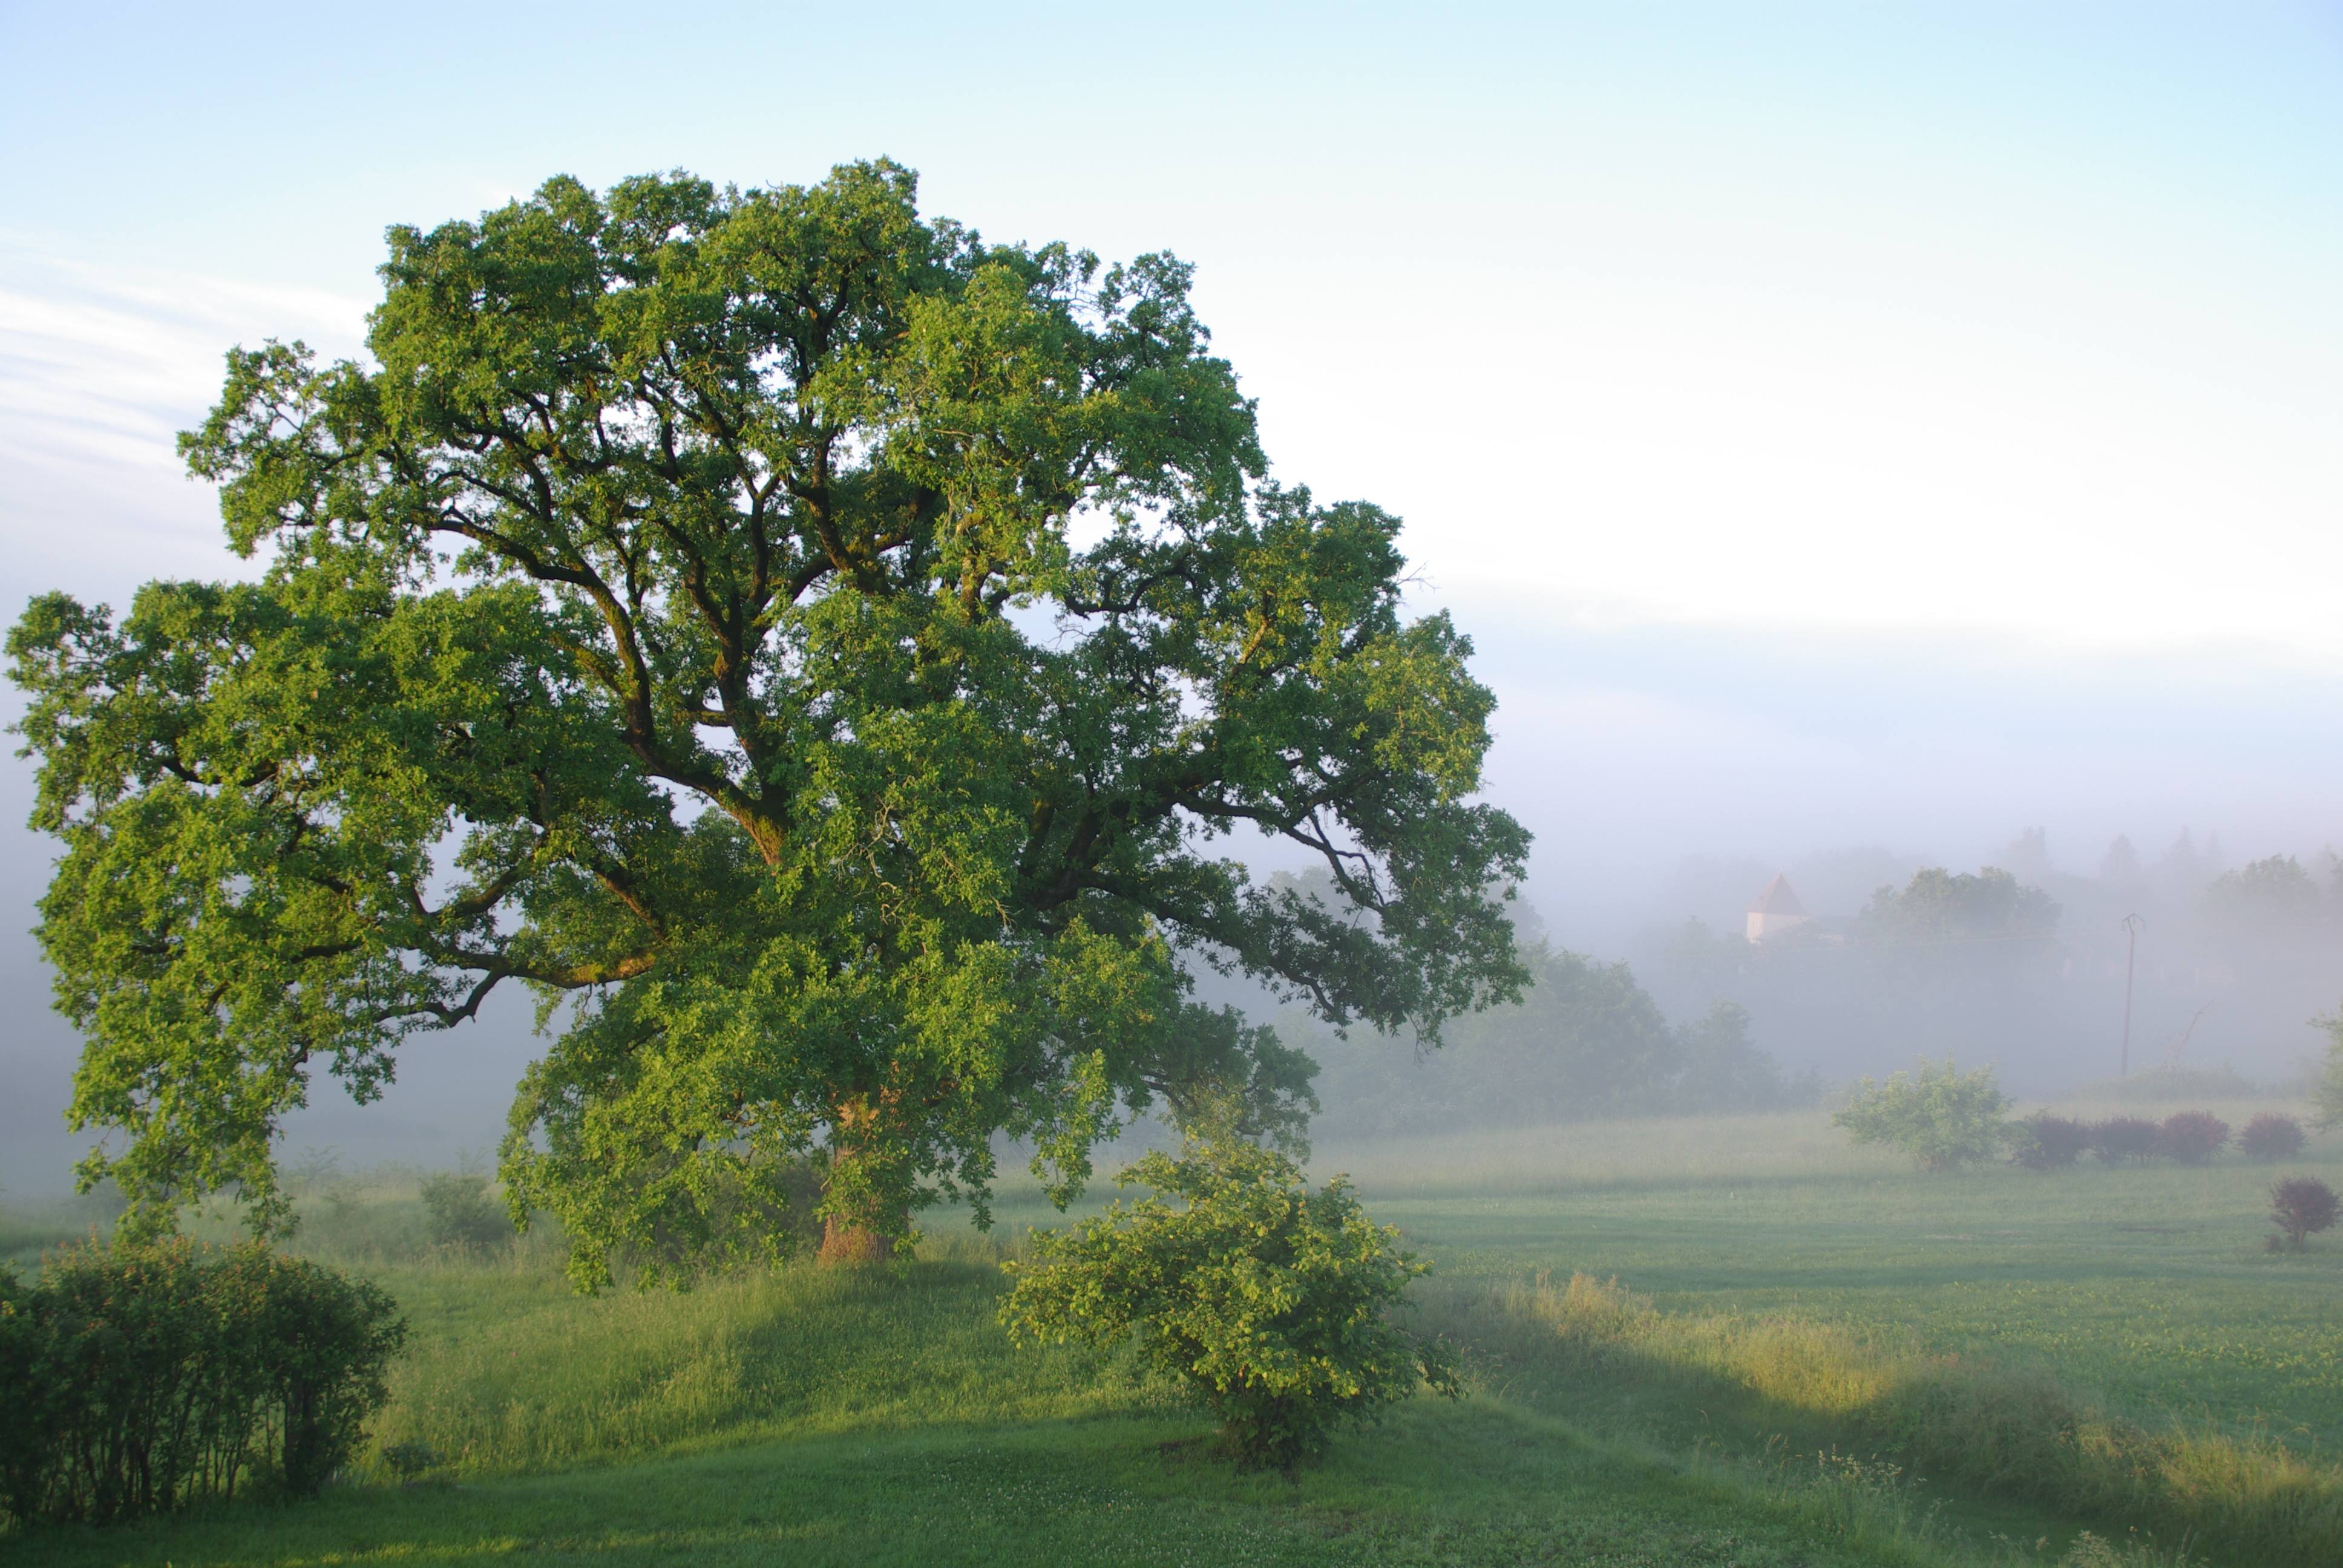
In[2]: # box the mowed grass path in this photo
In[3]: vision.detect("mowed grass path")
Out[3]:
[24,1403,1921,1568]
[1318,1102,2343,1452]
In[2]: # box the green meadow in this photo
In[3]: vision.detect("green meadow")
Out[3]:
[7,1099,2338,1568]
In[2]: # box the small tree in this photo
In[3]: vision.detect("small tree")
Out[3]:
[2314,1011,2343,1131]
[419,1172,513,1251]
[2157,1111,2229,1166]
[2239,1113,2307,1161]
[1832,1059,2010,1171]
[1000,1137,1456,1470]
[2269,1177,2338,1251]
[2089,1116,2163,1165]
[2010,1113,2093,1170]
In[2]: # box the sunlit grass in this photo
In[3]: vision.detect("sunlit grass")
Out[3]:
[8,1102,2332,1567]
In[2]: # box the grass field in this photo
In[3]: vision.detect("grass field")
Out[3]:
[7,1099,2338,1567]
[1322,1098,2343,1451]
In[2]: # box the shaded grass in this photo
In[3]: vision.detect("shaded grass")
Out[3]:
[1435,1271,2340,1567]
[21,1399,2024,1568]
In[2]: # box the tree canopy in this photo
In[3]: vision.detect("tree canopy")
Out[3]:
[8,162,1528,1282]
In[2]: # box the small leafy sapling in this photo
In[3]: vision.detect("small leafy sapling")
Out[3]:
[2010,1113,2092,1171]
[2238,1113,2306,1161]
[1000,1136,1457,1471]
[2089,1117,2162,1165]
[2267,1176,2338,1251]
[2312,1010,2343,1131]
[379,1439,442,1481]
[2157,1111,2229,1166]
[1832,1059,2010,1171]
[419,1172,511,1251]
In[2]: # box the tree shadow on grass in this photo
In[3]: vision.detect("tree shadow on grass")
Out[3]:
[1422,1274,2335,1568]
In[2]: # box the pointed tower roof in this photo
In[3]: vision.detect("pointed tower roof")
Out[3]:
[1747,874,1807,917]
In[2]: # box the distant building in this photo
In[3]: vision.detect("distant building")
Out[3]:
[1746,874,1809,944]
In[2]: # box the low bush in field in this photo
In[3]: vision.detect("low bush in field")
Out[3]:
[419,1173,513,1251]
[0,1241,404,1527]
[2089,1116,2163,1164]
[2240,1113,2307,1161]
[2269,1177,2338,1251]
[1001,1137,1457,1470]
[1488,1271,2343,1567]
[2157,1111,2229,1165]
[2010,1114,2094,1170]
[1832,1059,2010,1170]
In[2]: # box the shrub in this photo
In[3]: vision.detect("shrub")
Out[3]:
[2157,1111,2229,1165]
[1831,1059,2010,1171]
[2009,1113,2094,1170]
[0,1241,404,1526]
[419,1172,513,1250]
[2240,1113,2307,1161]
[2089,1116,2163,1164]
[2269,1177,2339,1251]
[1000,1137,1457,1470]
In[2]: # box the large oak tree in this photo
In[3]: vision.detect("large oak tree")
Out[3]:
[10,163,1528,1284]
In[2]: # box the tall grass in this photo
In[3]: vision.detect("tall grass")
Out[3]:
[1468,1271,2340,1567]
[352,1235,1148,1481]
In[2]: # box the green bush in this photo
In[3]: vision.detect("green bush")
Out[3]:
[419,1172,513,1251]
[1831,1058,2010,1171]
[0,1240,404,1526]
[2315,1010,2343,1131]
[1000,1137,1457,1470]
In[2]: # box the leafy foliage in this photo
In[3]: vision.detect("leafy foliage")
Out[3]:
[2239,1112,2306,1161]
[1831,1058,2010,1171]
[419,1172,514,1250]
[1856,867,2060,943]
[2156,1111,2229,1165]
[2089,1117,2163,1165]
[5,162,1527,1279]
[0,1241,404,1524]
[2268,1177,2338,1251]
[999,1137,1457,1469]
[2200,855,2322,936]
[2010,1112,2094,1170]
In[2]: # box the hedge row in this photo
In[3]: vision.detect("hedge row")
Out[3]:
[2010,1110,2305,1170]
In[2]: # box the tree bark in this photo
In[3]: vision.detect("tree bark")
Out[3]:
[816,1214,894,1265]
[818,1100,900,1264]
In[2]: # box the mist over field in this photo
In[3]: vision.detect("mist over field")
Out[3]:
[7,586,2339,1192]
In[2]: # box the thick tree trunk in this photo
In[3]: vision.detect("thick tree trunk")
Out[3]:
[818,1100,900,1265]
[816,1215,894,1265]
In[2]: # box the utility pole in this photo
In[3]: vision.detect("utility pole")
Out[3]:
[2119,913,2143,1077]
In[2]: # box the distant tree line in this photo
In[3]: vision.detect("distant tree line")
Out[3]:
[1637,840,2343,1088]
